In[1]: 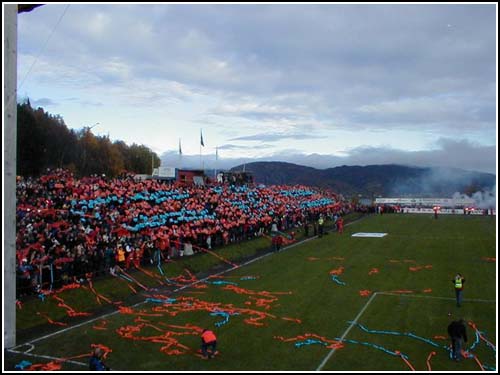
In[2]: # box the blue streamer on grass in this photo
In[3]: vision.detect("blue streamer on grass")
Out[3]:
[293,335,407,359]
[145,297,176,304]
[469,330,481,351]
[331,275,346,285]
[207,280,238,286]
[15,360,32,370]
[295,339,327,348]
[348,321,446,350]
[118,274,133,283]
[210,310,239,327]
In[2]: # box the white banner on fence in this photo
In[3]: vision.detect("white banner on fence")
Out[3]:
[158,166,176,178]
[402,208,494,215]
[375,197,475,207]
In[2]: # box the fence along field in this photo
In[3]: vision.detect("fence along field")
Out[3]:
[7,214,496,371]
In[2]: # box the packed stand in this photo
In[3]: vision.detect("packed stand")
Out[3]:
[16,169,349,297]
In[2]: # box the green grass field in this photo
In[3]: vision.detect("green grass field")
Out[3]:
[7,214,497,371]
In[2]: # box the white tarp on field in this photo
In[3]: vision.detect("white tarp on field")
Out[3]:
[351,232,388,238]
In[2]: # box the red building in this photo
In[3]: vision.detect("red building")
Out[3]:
[176,169,205,186]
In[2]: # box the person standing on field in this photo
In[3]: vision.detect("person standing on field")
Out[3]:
[452,273,465,307]
[447,318,468,361]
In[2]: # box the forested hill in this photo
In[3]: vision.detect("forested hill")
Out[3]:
[16,102,160,177]
[231,161,495,197]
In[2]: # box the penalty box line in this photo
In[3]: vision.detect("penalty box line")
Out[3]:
[315,291,495,371]
[377,292,496,303]
[316,291,379,371]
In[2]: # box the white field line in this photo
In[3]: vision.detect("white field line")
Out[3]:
[315,291,379,371]
[7,347,87,367]
[315,291,496,371]
[377,292,496,303]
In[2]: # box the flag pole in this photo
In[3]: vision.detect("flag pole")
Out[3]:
[179,138,182,168]
[214,146,218,181]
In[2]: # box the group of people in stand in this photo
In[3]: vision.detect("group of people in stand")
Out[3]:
[16,169,350,296]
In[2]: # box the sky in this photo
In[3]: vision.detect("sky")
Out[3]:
[14,3,498,173]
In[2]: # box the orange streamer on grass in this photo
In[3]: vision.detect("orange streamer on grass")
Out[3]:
[395,350,416,371]
[27,361,63,371]
[116,322,199,356]
[281,317,302,324]
[137,266,166,286]
[426,351,436,371]
[222,284,292,297]
[433,335,447,340]
[36,311,68,326]
[329,266,344,275]
[120,269,149,291]
[468,321,496,351]
[92,319,108,330]
[359,290,372,297]
[87,279,115,305]
[409,265,433,272]
[472,355,485,371]
[462,350,485,371]
[118,305,163,317]
[328,256,345,261]
[274,333,344,350]
[389,290,414,294]
[51,295,92,317]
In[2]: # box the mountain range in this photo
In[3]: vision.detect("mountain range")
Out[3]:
[230,162,496,198]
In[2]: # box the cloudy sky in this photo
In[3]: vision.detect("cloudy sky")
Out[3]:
[16,3,497,173]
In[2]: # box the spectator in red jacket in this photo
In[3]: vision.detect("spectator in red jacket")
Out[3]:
[200,329,218,359]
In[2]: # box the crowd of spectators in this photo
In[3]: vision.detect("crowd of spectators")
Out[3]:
[16,169,350,297]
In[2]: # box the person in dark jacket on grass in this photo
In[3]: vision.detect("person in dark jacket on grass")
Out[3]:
[89,347,109,371]
[447,319,468,361]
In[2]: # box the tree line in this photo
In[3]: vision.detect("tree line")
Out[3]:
[16,101,161,177]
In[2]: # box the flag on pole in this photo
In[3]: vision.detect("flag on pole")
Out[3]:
[179,138,182,155]
[200,129,205,147]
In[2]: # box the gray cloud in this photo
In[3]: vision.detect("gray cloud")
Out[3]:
[162,137,496,174]
[218,143,273,151]
[229,132,322,142]
[18,4,496,173]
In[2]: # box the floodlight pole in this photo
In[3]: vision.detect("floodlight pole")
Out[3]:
[4,3,18,348]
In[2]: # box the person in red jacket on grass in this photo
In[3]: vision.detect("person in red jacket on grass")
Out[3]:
[200,329,218,359]
[337,216,344,234]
